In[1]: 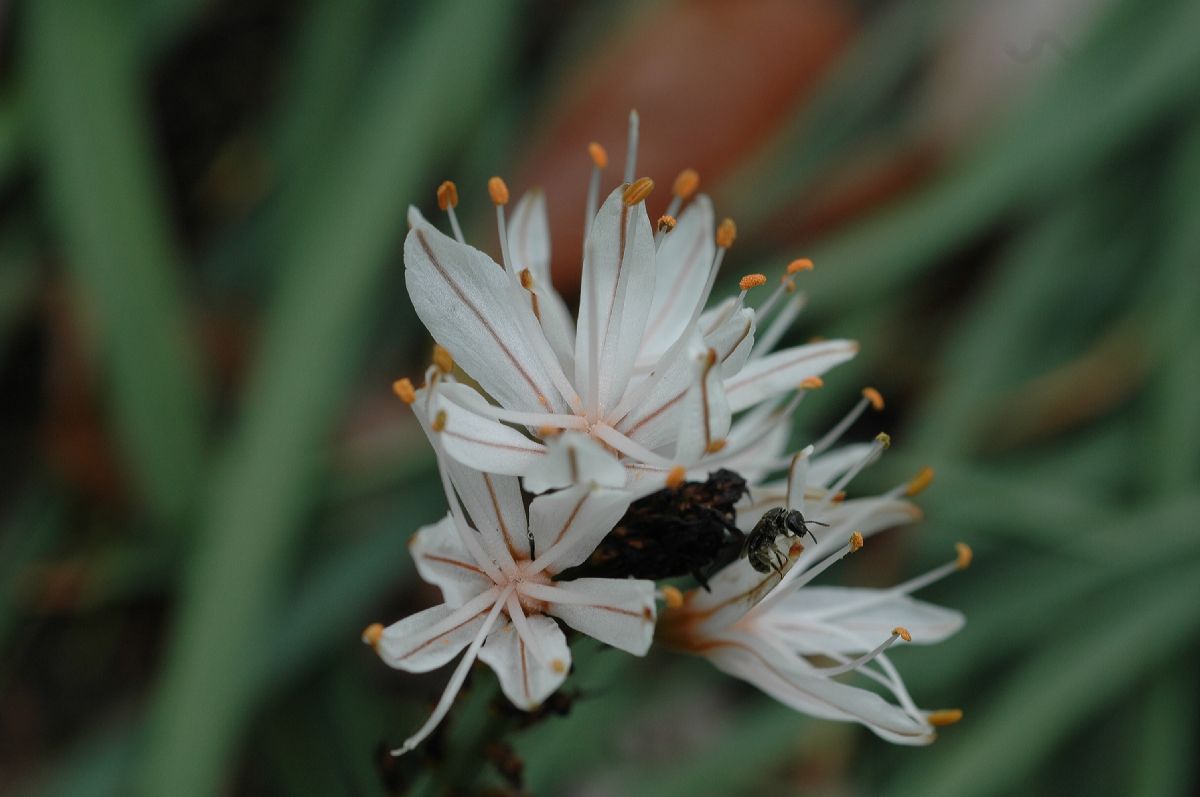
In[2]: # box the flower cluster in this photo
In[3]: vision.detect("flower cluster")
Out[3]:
[365,114,966,754]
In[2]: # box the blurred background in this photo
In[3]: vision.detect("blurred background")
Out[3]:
[2,0,1198,794]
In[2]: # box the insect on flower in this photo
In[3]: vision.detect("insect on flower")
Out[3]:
[741,506,828,576]
[400,112,858,493]
[658,390,968,744]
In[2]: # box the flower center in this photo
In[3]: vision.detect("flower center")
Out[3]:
[510,564,553,614]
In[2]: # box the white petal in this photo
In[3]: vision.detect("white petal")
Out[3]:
[509,191,576,373]
[766,588,966,652]
[674,347,732,465]
[545,577,657,655]
[705,306,757,378]
[637,194,715,366]
[522,432,626,495]
[427,389,547,476]
[404,208,570,414]
[410,515,497,607]
[707,632,935,745]
[528,483,633,573]
[575,187,656,413]
[809,444,876,488]
[615,349,698,452]
[479,615,571,710]
[686,555,795,632]
[375,594,496,673]
[724,340,859,413]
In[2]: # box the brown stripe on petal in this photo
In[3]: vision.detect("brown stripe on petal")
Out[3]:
[416,230,549,407]
[550,491,590,549]
[422,554,487,576]
[397,607,489,660]
[483,473,520,558]
[442,429,546,456]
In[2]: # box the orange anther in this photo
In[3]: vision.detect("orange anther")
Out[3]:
[787,258,814,273]
[849,531,864,552]
[739,273,767,291]
[436,180,459,210]
[716,218,737,248]
[862,387,885,411]
[666,465,687,489]
[623,177,655,205]
[906,466,935,497]
[488,176,510,206]
[392,378,416,405]
[588,142,608,170]
[673,168,700,199]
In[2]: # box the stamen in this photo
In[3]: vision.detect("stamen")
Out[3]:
[699,347,719,453]
[905,466,936,497]
[392,378,416,404]
[928,709,964,727]
[666,465,687,489]
[875,432,892,449]
[800,377,824,390]
[487,176,510,206]
[590,423,677,468]
[752,292,807,359]
[433,345,454,375]
[811,393,876,455]
[956,542,973,570]
[706,440,727,454]
[862,387,885,411]
[431,410,447,432]
[519,268,541,320]
[437,180,466,244]
[716,218,737,249]
[820,437,888,509]
[623,109,640,184]
[588,142,608,170]
[660,585,685,609]
[755,530,865,613]
[584,142,606,255]
[362,622,384,648]
[817,627,909,676]
[738,273,767,291]
[657,214,677,234]
[623,177,655,206]
[505,591,550,668]
[787,258,814,273]
[391,586,513,756]
[785,447,813,512]
[673,168,700,201]
[489,176,515,276]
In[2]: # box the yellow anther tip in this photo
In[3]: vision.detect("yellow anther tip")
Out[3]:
[875,432,892,449]
[673,168,700,199]
[657,214,677,234]
[716,218,737,249]
[666,465,687,489]
[519,268,535,289]
[929,709,964,727]
[551,659,567,674]
[362,623,384,647]
[862,387,885,411]
[955,542,973,570]
[906,466,936,497]
[392,378,416,405]
[623,177,655,206]
[893,626,912,642]
[537,425,562,438]
[588,142,608,170]
[739,273,767,291]
[432,410,447,432]
[436,180,459,211]
[799,376,824,390]
[787,258,814,274]
[661,585,685,610]
[706,439,728,454]
[849,531,864,552]
[488,176,510,206]
[432,345,454,374]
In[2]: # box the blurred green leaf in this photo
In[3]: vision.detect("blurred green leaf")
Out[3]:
[135,2,519,793]
[25,0,207,527]
[1129,665,1196,797]
[890,559,1200,797]
[797,0,1200,314]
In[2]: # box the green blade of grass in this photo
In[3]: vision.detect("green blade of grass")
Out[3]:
[798,0,1200,314]
[24,0,207,527]
[889,559,1200,797]
[134,1,518,794]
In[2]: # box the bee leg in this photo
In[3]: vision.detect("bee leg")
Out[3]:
[692,568,713,592]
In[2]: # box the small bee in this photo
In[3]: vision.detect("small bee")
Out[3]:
[741,507,828,576]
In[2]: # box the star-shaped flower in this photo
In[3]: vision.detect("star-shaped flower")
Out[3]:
[401,114,857,491]
[364,385,656,755]
[659,394,968,744]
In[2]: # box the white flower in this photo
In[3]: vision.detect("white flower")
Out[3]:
[401,113,857,492]
[364,384,656,756]
[658,397,968,744]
